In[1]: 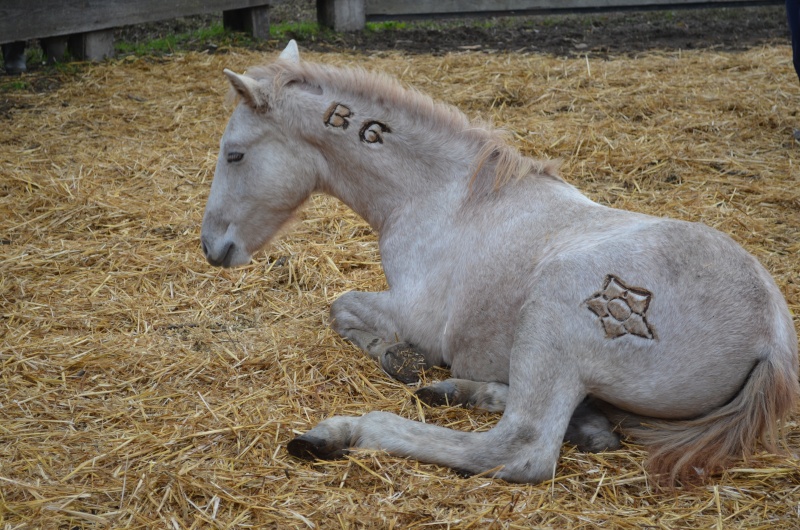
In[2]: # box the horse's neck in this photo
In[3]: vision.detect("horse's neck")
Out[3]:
[268,71,481,231]
[279,73,548,231]
[316,126,476,232]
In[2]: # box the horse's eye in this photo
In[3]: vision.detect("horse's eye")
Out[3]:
[227,152,244,163]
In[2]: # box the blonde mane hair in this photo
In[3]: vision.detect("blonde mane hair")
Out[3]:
[240,60,561,193]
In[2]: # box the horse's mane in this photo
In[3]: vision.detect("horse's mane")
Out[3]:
[242,60,562,192]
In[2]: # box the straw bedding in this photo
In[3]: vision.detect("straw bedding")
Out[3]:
[1,43,798,528]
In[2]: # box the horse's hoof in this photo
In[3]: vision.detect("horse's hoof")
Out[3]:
[287,434,348,461]
[382,343,427,384]
[287,435,326,460]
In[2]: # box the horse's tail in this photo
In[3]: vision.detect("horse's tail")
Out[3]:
[609,346,799,487]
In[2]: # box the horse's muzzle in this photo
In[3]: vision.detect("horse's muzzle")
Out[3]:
[201,236,235,268]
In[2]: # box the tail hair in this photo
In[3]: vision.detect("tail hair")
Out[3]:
[607,355,799,487]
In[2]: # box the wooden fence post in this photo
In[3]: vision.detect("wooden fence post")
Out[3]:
[223,5,272,40]
[68,30,115,61]
[317,0,366,31]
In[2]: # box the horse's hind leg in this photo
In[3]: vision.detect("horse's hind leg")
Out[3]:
[416,380,620,452]
[330,291,430,384]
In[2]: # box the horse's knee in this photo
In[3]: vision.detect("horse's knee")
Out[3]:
[329,292,392,357]
[329,291,360,334]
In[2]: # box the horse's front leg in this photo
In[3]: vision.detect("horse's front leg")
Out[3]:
[330,291,431,384]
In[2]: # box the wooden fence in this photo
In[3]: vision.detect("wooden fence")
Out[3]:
[317,0,783,31]
[0,0,274,60]
[0,0,783,61]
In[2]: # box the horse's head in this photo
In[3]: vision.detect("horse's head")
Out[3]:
[200,41,322,268]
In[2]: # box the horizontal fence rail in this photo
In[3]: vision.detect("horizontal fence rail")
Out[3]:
[319,0,783,30]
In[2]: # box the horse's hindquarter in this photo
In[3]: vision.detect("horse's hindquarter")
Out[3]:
[533,212,791,419]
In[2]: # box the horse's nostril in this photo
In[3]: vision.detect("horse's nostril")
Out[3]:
[220,241,235,267]
[201,238,209,257]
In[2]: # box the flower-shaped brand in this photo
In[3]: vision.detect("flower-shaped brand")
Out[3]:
[585,275,655,340]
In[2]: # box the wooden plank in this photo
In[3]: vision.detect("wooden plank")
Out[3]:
[365,0,781,17]
[318,0,367,31]
[0,0,273,43]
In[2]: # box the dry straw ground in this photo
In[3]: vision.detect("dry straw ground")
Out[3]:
[2,41,799,528]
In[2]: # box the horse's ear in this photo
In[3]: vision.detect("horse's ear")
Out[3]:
[223,69,268,109]
[278,39,300,63]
